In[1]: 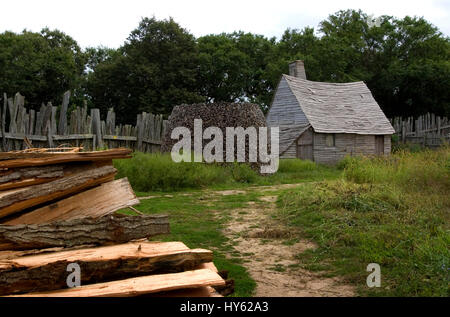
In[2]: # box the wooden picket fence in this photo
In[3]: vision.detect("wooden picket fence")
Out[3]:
[390,113,450,147]
[0,91,167,152]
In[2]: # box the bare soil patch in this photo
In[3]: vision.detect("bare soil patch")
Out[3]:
[222,193,355,297]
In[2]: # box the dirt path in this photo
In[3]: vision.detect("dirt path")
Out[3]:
[139,183,355,297]
[138,183,310,200]
[220,191,355,297]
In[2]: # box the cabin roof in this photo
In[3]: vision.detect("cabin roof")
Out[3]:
[283,74,395,135]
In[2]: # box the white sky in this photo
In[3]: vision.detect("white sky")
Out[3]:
[1,0,449,48]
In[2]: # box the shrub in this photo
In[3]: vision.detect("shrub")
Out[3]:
[277,158,318,173]
[343,147,450,191]
[230,163,258,183]
[114,152,229,191]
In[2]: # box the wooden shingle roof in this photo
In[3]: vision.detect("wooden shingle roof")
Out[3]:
[283,75,395,135]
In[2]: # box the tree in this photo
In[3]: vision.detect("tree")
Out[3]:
[197,32,277,111]
[87,17,204,123]
[0,28,85,109]
[280,9,450,117]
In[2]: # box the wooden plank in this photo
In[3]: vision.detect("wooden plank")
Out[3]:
[137,113,144,151]
[0,164,116,219]
[142,138,162,145]
[149,286,222,297]
[58,91,70,135]
[0,165,64,191]
[0,148,131,167]
[4,178,138,225]
[91,108,103,149]
[28,109,35,136]
[52,134,94,141]
[51,106,57,135]
[1,94,6,151]
[8,95,18,133]
[46,120,54,148]
[34,105,44,136]
[4,133,47,142]
[41,104,52,135]
[0,242,214,296]
[3,133,94,143]
[0,213,169,250]
[103,135,137,141]
[8,268,224,297]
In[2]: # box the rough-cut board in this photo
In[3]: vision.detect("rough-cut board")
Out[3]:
[0,213,169,251]
[0,165,64,191]
[148,286,222,297]
[4,178,139,225]
[197,262,235,297]
[8,269,225,297]
[0,148,132,168]
[0,165,116,219]
[0,242,215,296]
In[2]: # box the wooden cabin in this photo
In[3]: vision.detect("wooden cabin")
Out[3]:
[266,60,395,164]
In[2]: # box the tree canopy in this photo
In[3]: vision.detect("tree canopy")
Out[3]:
[0,10,448,123]
[0,28,85,109]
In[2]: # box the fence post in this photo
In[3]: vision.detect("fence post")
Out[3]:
[1,93,6,151]
[91,108,103,150]
[401,121,406,143]
[58,91,70,135]
[136,113,143,152]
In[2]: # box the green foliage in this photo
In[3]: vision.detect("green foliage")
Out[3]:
[2,10,448,120]
[0,28,85,109]
[342,148,449,190]
[277,158,317,173]
[86,17,204,123]
[114,153,338,192]
[229,163,258,183]
[114,152,229,191]
[277,147,450,296]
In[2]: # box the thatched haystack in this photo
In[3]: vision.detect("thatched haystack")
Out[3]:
[161,102,269,169]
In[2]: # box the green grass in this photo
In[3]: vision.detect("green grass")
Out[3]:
[115,147,449,297]
[275,147,450,296]
[119,192,256,297]
[114,152,339,192]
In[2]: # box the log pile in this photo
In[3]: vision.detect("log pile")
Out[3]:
[0,147,228,297]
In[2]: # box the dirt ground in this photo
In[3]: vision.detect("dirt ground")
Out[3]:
[219,188,355,297]
[139,183,355,297]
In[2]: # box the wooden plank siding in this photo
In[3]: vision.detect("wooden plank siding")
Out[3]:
[266,71,395,164]
[266,77,310,157]
[313,133,391,164]
[266,77,309,126]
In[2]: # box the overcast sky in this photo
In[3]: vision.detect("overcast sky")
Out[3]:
[1,0,449,48]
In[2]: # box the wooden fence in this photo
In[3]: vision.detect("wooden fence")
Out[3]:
[390,113,450,147]
[0,91,167,152]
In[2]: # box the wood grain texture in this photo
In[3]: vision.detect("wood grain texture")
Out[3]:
[0,165,116,219]
[1,242,214,296]
[8,269,224,297]
[148,286,222,297]
[0,165,64,191]
[0,213,169,250]
[4,178,138,225]
[0,148,131,167]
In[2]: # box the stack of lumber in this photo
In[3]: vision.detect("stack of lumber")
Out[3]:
[0,147,228,297]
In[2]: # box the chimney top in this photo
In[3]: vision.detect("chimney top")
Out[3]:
[288,60,307,79]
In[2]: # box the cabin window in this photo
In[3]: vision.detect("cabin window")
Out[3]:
[325,134,335,147]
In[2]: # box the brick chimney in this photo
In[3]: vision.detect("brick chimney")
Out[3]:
[288,60,307,79]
